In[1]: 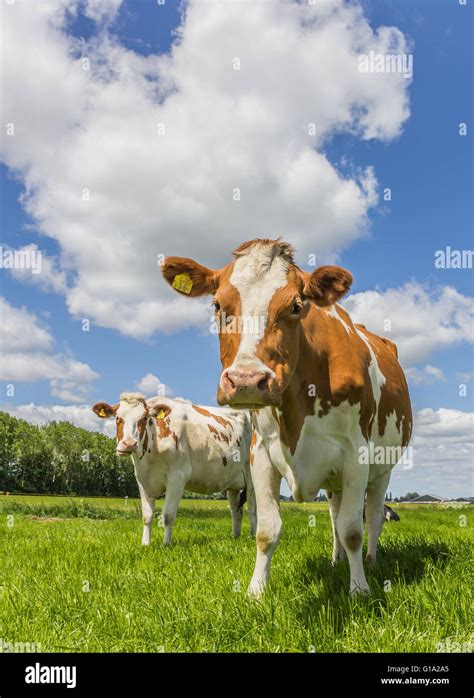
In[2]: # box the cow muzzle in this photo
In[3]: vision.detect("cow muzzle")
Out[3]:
[218,367,279,408]
[116,438,138,455]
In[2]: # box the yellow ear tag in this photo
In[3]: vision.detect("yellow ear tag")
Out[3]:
[172,273,193,294]
[156,410,166,420]
[99,408,107,417]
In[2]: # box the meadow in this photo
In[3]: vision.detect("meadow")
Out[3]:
[0,495,472,653]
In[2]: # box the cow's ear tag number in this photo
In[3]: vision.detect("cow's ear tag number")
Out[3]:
[172,273,193,294]
[156,410,166,420]
[99,409,107,417]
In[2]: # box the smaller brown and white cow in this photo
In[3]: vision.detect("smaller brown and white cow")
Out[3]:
[92,393,256,544]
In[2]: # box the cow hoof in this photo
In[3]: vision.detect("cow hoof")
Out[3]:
[247,582,265,600]
[350,584,371,597]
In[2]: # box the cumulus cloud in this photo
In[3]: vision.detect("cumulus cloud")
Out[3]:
[391,408,474,498]
[343,283,473,366]
[136,372,172,397]
[405,364,446,386]
[0,402,115,437]
[1,0,412,337]
[8,244,68,294]
[0,298,98,403]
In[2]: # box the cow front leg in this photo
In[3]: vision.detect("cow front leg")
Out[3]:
[327,490,346,564]
[246,475,257,537]
[248,442,281,598]
[138,482,155,546]
[365,472,391,565]
[336,468,370,596]
[162,475,185,545]
[227,489,244,538]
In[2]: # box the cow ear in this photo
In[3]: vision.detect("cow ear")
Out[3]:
[152,404,172,420]
[92,402,117,418]
[161,256,220,297]
[303,266,352,307]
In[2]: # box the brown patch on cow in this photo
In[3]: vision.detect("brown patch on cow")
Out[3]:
[207,423,230,444]
[356,325,412,447]
[365,553,374,565]
[345,528,363,552]
[156,416,175,443]
[192,404,232,428]
[256,531,273,552]
[222,456,227,467]
[116,417,124,443]
[141,429,149,457]
[249,430,256,465]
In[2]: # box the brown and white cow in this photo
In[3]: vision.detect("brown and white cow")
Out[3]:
[93,393,256,544]
[161,239,412,596]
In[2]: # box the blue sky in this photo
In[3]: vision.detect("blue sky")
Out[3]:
[1,0,472,497]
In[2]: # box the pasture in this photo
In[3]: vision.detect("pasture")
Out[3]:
[0,495,472,653]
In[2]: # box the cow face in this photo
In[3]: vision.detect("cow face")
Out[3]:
[93,396,173,455]
[162,239,352,409]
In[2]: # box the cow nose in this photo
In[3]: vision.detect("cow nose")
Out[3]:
[119,438,137,452]
[221,368,271,406]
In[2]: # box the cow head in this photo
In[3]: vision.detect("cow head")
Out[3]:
[92,393,172,455]
[162,239,352,409]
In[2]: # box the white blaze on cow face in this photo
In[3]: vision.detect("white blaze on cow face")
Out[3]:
[219,243,290,406]
[115,393,148,455]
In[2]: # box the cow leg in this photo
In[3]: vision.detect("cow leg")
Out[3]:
[327,491,346,564]
[246,475,257,537]
[336,469,370,596]
[138,482,155,546]
[365,472,391,565]
[162,475,185,545]
[227,489,243,538]
[248,444,282,598]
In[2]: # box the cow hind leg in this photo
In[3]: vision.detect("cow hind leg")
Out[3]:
[336,468,370,596]
[365,472,391,565]
[227,489,243,538]
[327,490,346,564]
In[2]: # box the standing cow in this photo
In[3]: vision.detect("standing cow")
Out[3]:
[161,238,412,596]
[93,394,256,544]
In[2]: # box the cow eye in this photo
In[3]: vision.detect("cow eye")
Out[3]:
[212,299,221,312]
[291,301,303,315]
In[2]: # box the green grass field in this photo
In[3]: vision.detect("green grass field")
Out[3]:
[0,495,472,652]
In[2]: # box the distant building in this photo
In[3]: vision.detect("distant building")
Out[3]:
[407,494,444,503]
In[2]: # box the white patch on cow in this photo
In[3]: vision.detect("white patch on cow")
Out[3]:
[325,304,352,334]
[225,243,289,379]
[355,328,385,405]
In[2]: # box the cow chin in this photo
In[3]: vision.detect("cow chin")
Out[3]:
[217,385,282,410]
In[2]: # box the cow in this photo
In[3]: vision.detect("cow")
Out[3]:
[92,393,256,544]
[161,238,412,596]
[363,503,400,524]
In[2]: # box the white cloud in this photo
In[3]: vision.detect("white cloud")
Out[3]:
[136,372,172,397]
[0,402,115,437]
[405,364,446,386]
[391,408,474,498]
[343,283,473,366]
[0,298,98,403]
[8,244,68,294]
[0,297,52,352]
[1,0,412,337]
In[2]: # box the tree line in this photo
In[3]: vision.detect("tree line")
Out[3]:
[0,411,137,497]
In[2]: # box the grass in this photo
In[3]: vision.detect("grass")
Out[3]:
[0,495,472,652]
